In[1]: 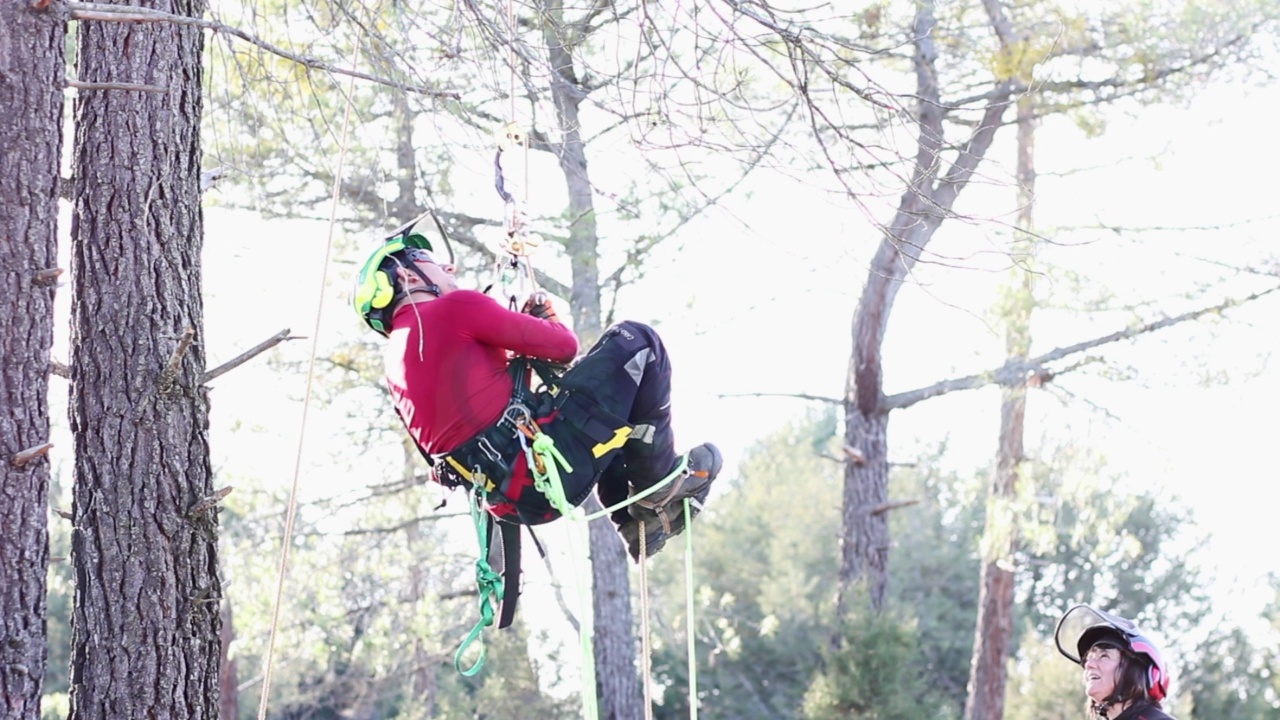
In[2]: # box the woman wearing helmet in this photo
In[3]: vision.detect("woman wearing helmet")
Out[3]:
[1054,604,1176,720]
[351,216,722,561]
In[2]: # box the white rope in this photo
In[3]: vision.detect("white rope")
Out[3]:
[254,39,361,720]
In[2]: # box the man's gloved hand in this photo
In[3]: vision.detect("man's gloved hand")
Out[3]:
[521,293,560,323]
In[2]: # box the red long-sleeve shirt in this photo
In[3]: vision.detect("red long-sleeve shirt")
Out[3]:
[384,290,578,457]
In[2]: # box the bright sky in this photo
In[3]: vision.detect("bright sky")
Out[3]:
[162,69,1280,691]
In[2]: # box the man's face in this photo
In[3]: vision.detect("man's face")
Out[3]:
[402,248,458,294]
[1083,643,1122,702]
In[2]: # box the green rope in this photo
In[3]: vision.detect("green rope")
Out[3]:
[529,432,575,517]
[454,489,504,676]
[581,453,689,522]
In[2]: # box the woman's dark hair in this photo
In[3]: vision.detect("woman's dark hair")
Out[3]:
[1113,649,1161,706]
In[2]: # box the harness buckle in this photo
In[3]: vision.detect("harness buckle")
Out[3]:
[501,402,534,435]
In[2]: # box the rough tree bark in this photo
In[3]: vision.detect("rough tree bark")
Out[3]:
[0,3,66,717]
[836,0,1012,618]
[67,0,221,717]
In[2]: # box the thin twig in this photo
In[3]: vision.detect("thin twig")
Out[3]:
[716,391,841,405]
[49,360,70,379]
[67,2,458,99]
[202,329,300,384]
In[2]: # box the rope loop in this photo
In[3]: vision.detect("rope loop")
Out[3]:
[527,432,575,517]
[454,488,505,676]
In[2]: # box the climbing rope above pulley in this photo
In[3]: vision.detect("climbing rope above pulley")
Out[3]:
[491,121,541,308]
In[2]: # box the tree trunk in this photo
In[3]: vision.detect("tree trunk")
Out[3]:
[67,0,220,717]
[585,497,641,720]
[0,3,66,716]
[835,0,1013,623]
[963,89,1037,720]
[538,2,641,717]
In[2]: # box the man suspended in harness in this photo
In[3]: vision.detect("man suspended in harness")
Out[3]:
[351,217,723,565]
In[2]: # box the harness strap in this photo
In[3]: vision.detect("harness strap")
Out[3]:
[495,520,522,629]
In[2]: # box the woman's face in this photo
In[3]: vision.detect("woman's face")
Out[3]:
[1083,644,1122,702]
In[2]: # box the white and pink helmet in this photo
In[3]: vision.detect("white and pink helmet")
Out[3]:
[1054,603,1171,702]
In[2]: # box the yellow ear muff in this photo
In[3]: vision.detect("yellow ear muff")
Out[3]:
[370,270,395,310]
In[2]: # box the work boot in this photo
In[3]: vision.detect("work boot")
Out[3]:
[617,516,667,562]
[621,443,723,561]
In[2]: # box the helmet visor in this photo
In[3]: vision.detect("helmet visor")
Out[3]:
[1054,604,1139,663]
[385,212,454,266]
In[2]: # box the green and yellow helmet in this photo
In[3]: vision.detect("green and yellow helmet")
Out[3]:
[352,214,455,336]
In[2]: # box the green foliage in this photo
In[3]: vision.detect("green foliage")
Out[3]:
[634,410,1223,719]
[644,407,843,719]
[1181,625,1280,719]
[885,455,984,714]
[1003,623,1084,720]
[216,463,569,718]
[801,613,951,720]
[1017,446,1212,641]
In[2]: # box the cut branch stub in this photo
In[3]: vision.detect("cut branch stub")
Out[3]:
[158,327,196,393]
[49,359,70,379]
[12,442,54,467]
[843,444,867,466]
[868,498,920,515]
[188,486,234,517]
[33,267,63,286]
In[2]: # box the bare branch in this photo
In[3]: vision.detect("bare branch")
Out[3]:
[293,512,468,538]
[883,285,1280,411]
[202,329,301,385]
[540,549,581,634]
[717,391,841,406]
[67,2,459,99]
